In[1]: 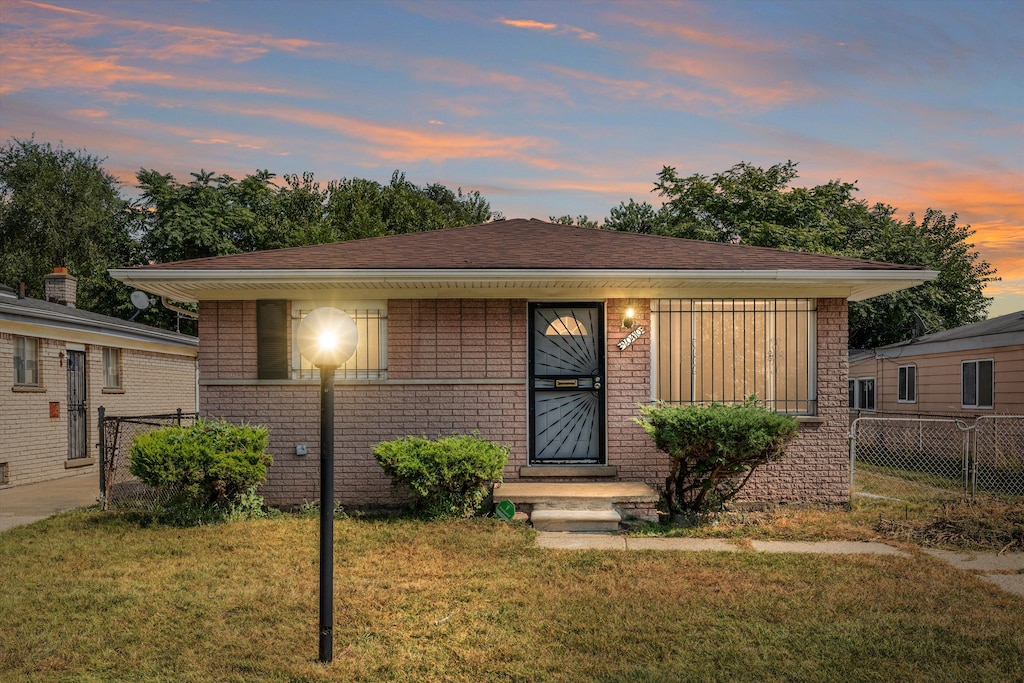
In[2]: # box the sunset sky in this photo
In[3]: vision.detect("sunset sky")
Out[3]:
[1,0,1021,316]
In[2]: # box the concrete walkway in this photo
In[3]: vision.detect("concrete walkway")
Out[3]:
[0,469,100,533]
[537,532,1024,597]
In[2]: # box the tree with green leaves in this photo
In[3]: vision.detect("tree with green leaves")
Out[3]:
[618,161,997,347]
[327,171,494,241]
[0,136,143,316]
[549,214,599,228]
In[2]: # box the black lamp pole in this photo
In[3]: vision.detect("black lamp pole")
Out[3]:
[318,364,337,664]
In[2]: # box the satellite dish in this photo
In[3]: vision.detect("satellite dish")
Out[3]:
[130,290,153,310]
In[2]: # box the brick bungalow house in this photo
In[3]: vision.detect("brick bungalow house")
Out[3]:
[111,219,935,514]
[1,270,198,489]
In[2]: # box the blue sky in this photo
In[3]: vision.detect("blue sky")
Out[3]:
[1,0,1021,315]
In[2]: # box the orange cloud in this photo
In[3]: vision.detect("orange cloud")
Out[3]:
[217,103,561,168]
[648,52,819,108]
[545,64,727,112]
[610,14,780,53]
[497,17,598,40]
[15,0,327,63]
[0,33,298,96]
[412,57,571,105]
[500,18,557,31]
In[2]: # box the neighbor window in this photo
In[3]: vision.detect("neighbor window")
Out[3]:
[650,299,816,414]
[13,336,39,386]
[961,359,993,409]
[897,365,916,403]
[849,377,875,410]
[103,347,122,389]
[291,301,387,380]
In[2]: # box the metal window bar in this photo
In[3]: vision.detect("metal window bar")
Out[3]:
[650,299,817,414]
[293,309,388,380]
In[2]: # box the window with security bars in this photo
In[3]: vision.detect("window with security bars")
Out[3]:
[291,303,387,380]
[651,299,817,414]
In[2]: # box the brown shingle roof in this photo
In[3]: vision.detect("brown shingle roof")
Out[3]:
[134,219,919,272]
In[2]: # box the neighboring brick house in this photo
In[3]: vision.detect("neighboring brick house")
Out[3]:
[0,270,198,489]
[849,310,1024,418]
[112,220,935,508]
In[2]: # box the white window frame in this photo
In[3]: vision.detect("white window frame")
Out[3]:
[103,347,122,390]
[961,359,994,409]
[14,336,40,386]
[849,377,875,411]
[290,300,387,380]
[897,364,916,403]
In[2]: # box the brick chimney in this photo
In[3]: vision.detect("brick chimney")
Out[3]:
[43,267,77,307]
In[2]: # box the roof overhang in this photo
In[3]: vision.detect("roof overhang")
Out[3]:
[0,300,198,354]
[109,267,938,303]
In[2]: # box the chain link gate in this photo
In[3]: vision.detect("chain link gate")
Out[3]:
[98,407,199,511]
[850,415,1024,506]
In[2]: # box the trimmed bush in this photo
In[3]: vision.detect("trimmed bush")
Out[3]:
[372,434,509,519]
[636,399,799,515]
[129,418,271,524]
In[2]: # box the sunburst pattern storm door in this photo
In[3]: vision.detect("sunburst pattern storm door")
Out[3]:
[529,303,605,464]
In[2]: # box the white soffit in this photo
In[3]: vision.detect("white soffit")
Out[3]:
[109,268,937,303]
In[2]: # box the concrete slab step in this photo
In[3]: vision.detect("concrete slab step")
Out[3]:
[493,481,659,504]
[530,507,621,532]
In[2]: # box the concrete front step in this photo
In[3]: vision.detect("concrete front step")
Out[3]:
[530,507,622,532]
[493,481,659,504]
[493,481,659,531]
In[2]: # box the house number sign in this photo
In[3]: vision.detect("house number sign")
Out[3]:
[617,326,645,350]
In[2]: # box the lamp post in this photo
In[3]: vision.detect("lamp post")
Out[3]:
[296,307,358,664]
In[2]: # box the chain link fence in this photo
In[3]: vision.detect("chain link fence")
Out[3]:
[99,408,198,512]
[851,415,1024,507]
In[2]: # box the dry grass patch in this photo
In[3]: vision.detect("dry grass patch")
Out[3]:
[1,511,1022,682]
[633,470,1023,553]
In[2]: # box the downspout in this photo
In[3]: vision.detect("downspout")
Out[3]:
[161,296,199,319]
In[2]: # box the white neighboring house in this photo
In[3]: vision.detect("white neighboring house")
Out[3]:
[0,269,198,489]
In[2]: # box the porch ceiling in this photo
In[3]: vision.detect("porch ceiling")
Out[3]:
[108,267,936,303]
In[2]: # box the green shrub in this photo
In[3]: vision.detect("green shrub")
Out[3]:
[372,434,509,519]
[636,399,799,515]
[129,418,272,524]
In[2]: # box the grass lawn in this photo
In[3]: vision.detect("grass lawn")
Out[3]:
[2,510,1022,682]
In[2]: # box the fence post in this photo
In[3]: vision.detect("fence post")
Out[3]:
[176,407,183,427]
[98,406,106,505]
[849,418,859,498]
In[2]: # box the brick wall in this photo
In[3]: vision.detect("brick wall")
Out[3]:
[605,299,669,487]
[199,296,851,508]
[739,297,850,506]
[200,299,529,506]
[1,332,196,488]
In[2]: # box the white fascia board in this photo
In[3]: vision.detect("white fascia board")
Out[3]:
[875,331,1024,359]
[0,302,198,351]
[109,267,937,303]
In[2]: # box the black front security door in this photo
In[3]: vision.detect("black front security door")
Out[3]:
[67,350,88,461]
[529,303,605,464]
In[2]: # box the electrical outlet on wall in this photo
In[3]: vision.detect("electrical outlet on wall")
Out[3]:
[295,444,308,456]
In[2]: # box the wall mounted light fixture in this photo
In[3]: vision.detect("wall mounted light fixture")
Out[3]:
[622,302,637,329]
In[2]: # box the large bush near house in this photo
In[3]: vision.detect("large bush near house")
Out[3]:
[372,434,509,519]
[129,418,271,524]
[637,400,799,515]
